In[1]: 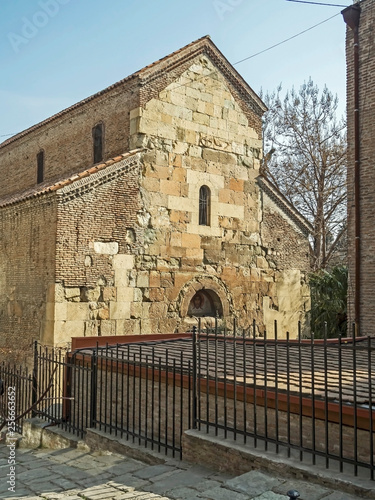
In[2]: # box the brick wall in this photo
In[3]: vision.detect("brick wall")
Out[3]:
[345,0,375,335]
[0,195,57,363]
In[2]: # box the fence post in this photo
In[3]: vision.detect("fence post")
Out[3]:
[31,340,38,417]
[89,347,98,428]
[192,326,197,429]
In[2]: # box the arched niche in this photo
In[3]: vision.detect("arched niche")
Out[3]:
[179,277,231,320]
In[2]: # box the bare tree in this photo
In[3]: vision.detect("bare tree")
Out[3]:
[261,79,347,270]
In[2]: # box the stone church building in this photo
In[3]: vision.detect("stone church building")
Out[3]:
[0,37,311,357]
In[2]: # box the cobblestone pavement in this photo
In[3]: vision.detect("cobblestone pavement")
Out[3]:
[0,445,361,500]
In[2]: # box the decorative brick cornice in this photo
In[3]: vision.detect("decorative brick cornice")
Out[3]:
[0,149,143,208]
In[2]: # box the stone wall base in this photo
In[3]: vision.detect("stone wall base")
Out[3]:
[17,419,375,499]
[182,429,375,500]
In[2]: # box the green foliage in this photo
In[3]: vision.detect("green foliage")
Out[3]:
[309,265,348,338]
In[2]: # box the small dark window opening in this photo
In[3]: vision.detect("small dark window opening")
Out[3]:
[93,123,103,164]
[199,185,211,226]
[37,151,44,184]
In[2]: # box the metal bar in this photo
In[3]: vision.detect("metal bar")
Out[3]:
[353,326,358,475]
[172,357,176,458]
[324,323,329,469]
[120,350,125,439]
[253,320,257,448]
[138,345,142,446]
[104,343,109,434]
[90,348,97,429]
[368,336,374,480]
[126,345,130,441]
[151,347,155,449]
[286,331,291,458]
[242,327,247,445]
[338,334,343,472]
[215,322,219,436]
[274,320,279,454]
[311,332,316,466]
[233,318,237,441]
[165,349,169,455]
[158,356,162,453]
[180,351,184,460]
[145,352,149,448]
[298,322,303,462]
[109,347,114,435]
[132,351,136,443]
[206,330,209,434]
[224,324,227,439]
[264,329,268,451]
[192,326,197,430]
[115,344,119,436]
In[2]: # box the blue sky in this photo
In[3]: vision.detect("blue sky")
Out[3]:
[0,0,350,140]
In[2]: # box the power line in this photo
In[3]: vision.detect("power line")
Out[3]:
[1,10,345,139]
[286,0,349,6]
[233,12,341,65]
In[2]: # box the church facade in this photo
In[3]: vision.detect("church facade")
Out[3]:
[0,37,311,359]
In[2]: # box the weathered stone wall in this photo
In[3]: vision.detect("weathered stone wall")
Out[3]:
[44,155,143,345]
[0,196,57,363]
[127,55,310,337]
[0,40,311,350]
[345,1,375,335]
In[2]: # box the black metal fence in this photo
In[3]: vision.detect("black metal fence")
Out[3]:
[0,323,374,480]
[0,362,33,434]
[193,321,375,480]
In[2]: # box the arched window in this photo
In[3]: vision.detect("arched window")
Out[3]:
[92,123,104,164]
[199,185,211,226]
[37,150,44,184]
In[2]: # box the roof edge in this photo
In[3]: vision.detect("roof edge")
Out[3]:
[257,175,313,235]
[0,149,144,209]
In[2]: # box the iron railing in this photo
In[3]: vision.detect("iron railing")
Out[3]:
[0,322,374,481]
[193,321,375,480]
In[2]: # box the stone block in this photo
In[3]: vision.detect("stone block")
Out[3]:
[93,241,119,255]
[116,286,134,301]
[186,248,203,259]
[130,302,142,319]
[109,301,131,320]
[136,271,149,288]
[112,254,134,270]
[102,287,116,302]
[54,302,68,321]
[229,178,244,192]
[149,301,167,318]
[65,287,81,300]
[100,320,115,336]
[149,288,165,302]
[181,233,201,249]
[114,269,129,287]
[168,196,193,212]
[66,303,89,321]
[149,271,161,288]
[160,179,180,196]
[170,232,182,247]
[160,272,174,288]
[218,202,244,219]
[45,302,55,321]
[172,167,186,182]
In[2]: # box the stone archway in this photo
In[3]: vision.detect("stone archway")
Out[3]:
[178,276,231,323]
